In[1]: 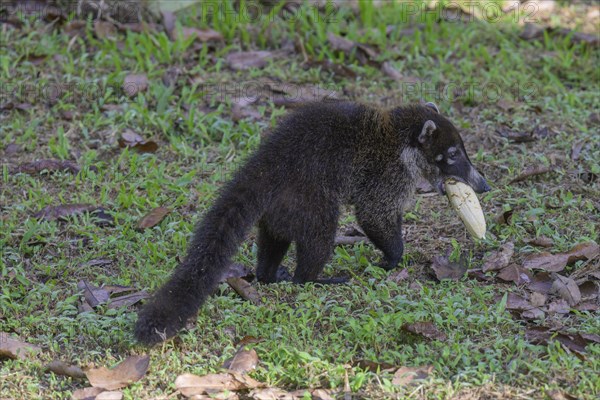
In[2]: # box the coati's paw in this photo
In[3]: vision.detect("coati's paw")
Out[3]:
[275,266,293,282]
[134,304,187,346]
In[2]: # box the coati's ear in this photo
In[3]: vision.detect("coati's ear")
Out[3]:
[425,102,440,113]
[418,120,436,144]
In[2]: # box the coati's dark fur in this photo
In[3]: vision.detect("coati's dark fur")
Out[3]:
[134,101,490,345]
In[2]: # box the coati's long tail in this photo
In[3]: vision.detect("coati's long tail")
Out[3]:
[134,178,266,345]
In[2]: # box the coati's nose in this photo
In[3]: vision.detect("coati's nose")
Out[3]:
[476,179,491,194]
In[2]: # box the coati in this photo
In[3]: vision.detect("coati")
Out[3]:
[134,101,490,345]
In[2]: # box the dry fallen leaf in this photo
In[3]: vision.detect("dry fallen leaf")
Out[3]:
[402,321,447,341]
[482,242,514,272]
[122,74,148,97]
[388,268,409,284]
[524,241,599,273]
[528,272,554,294]
[505,292,533,311]
[0,333,41,360]
[72,387,105,400]
[431,254,467,281]
[227,51,273,70]
[85,355,150,390]
[547,299,570,314]
[11,159,82,175]
[107,291,149,309]
[96,391,123,400]
[509,166,552,184]
[78,280,110,308]
[34,204,113,225]
[94,21,117,39]
[496,264,531,285]
[223,348,259,374]
[175,372,265,397]
[551,274,581,306]
[392,365,433,386]
[118,129,159,153]
[137,207,171,229]
[354,359,395,372]
[45,360,86,379]
[525,236,554,248]
[226,277,261,304]
[529,292,547,308]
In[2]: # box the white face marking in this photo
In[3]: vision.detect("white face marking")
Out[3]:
[435,154,444,162]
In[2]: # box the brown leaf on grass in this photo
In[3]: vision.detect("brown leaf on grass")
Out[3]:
[161,11,176,37]
[34,204,113,225]
[45,360,86,379]
[431,254,467,281]
[520,23,600,47]
[482,242,514,272]
[525,236,554,248]
[570,140,586,161]
[547,299,570,314]
[528,272,554,294]
[494,208,514,225]
[122,74,149,97]
[72,387,105,400]
[381,61,403,80]
[175,372,265,397]
[505,292,533,311]
[0,334,41,360]
[526,328,592,355]
[11,159,81,175]
[530,292,547,308]
[578,281,599,301]
[402,322,447,341]
[223,348,258,374]
[496,264,531,285]
[179,27,223,43]
[94,21,117,39]
[546,389,578,400]
[523,241,599,272]
[327,32,354,52]
[509,166,552,184]
[137,207,171,229]
[305,59,357,78]
[78,280,110,308]
[521,307,545,319]
[495,127,535,143]
[118,129,158,153]
[551,275,581,306]
[388,268,409,283]
[226,277,261,304]
[107,291,149,309]
[227,51,273,70]
[248,388,294,400]
[392,365,433,386]
[96,391,123,400]
[85,355,149,390]
[354,359,395,372]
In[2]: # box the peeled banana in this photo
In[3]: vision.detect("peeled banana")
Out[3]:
[444,179,486,239]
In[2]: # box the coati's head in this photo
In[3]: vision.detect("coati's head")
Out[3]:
[410,102,491,195]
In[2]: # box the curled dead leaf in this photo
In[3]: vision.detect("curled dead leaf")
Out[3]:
[551,274,581,307]
[223,348,258,374]
[226,277,261,304]
[392,365,433,386]
[45,360,86,379]
[175,372,265,397]
[85,355,150,390]
[137,207,171,229]
[0,333,41,360]
[402,321,447,341]
[482,242,514,272]
[122,74,148,97]
[431,254,467,281]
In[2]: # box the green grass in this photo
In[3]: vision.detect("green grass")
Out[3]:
[1,0,599,398]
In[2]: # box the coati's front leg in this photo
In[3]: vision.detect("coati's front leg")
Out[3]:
[355,205,404,271]
[256,220,291,283]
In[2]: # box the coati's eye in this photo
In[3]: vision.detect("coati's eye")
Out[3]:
[446,147,458,165]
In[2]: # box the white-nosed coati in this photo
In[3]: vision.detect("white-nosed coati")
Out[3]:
[134,101,490,345]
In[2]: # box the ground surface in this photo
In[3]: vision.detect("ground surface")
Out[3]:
[1,1,599,399]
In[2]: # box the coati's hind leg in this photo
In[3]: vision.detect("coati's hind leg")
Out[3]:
[256,220,291,283]
[356,207,404,271]
[292,208,347,284]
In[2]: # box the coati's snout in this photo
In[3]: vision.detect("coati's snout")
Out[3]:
[416,108,491,195]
